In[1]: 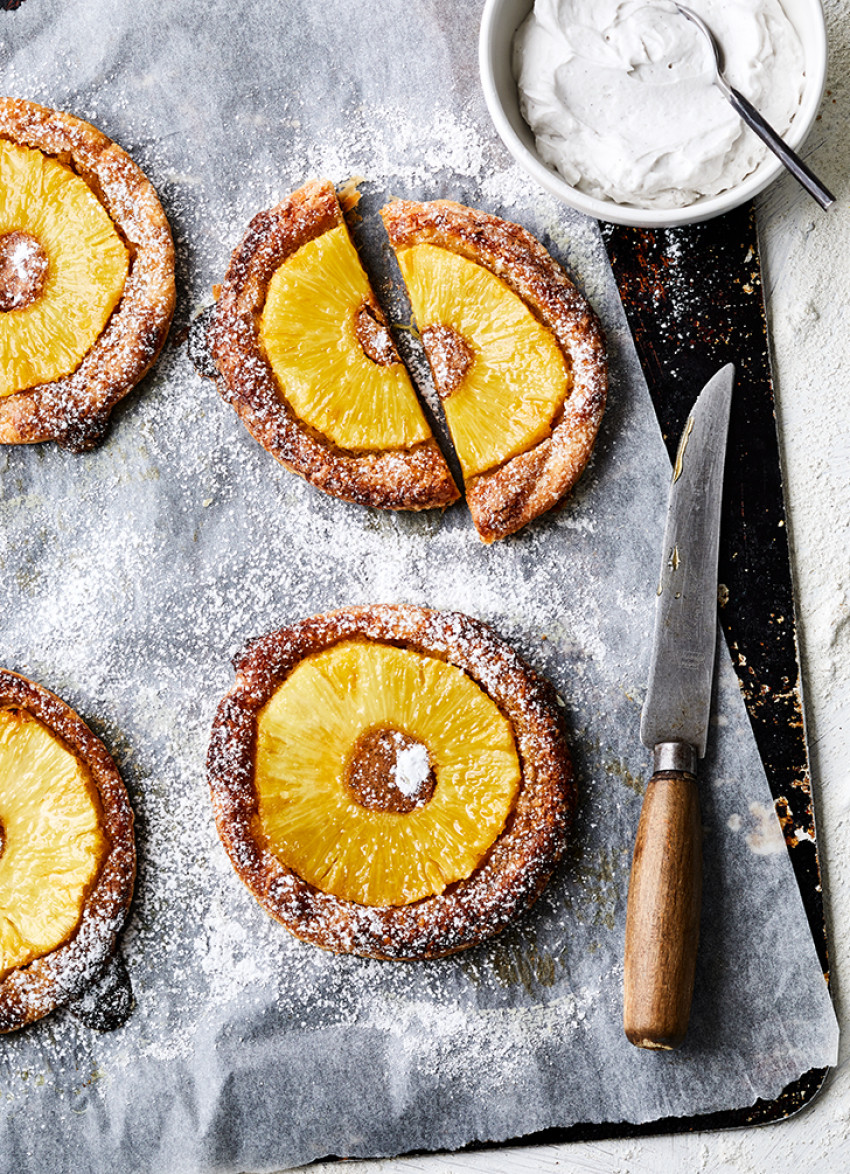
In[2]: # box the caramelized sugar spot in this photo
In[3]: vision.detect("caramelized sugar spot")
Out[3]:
[354,303,400,366]
[421,324,475,399]
[346,725,435,814]
[0,231,48,312]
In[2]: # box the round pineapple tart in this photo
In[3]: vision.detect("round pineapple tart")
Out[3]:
[207,605,574,960]
[0,97,176,451]
[208,181,606,540]
[209,179,459,512]
[382,199,607,543]
[0,669,135,1032]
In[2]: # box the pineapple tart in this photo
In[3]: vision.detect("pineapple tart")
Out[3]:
[382,199,607,542]
[206,181,606,540]
[0,669,135,1033]
[208,179,459,511]
[207,605,574,960]
[0,97,176,451]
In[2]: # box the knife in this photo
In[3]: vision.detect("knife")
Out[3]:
[623,363,735,1050]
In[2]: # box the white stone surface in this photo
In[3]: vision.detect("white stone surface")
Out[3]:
[295,1,850,1171]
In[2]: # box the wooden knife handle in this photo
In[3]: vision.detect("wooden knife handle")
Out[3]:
[623,771,702,1050]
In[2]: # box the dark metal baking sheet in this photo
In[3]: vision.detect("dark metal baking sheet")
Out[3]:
[315,202,832,1170]
[413,203,832,1165]
[0,4,836,1167]
[598,202,829,1131]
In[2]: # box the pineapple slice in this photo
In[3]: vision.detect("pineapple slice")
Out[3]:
[254,640,520,907]
[0,707,108,980]
[259,223,431,452]
[0,140,129,399]
[395,243,569,478]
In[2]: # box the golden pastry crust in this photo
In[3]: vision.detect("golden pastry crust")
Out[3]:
[381,199,607,542]
[207,605,574,960]
[0,97,176,451]
[208,180,459,512]
[0,669,135,1033]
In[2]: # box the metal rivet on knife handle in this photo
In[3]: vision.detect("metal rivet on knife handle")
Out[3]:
[653,741,697,775]
[623,755,702,1050]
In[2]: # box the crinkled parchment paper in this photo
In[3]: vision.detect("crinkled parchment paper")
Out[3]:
[0,1,838,1171]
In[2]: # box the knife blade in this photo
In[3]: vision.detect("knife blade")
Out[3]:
[623,363,735,1051]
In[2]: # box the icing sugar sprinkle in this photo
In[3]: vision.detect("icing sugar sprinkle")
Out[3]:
[390,737,430,800]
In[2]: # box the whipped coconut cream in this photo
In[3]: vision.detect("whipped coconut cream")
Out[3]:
[513,0,806,208]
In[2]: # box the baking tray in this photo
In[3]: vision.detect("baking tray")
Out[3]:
[364,203,831,1168]
[508,202,829,1155]
[0,2,834,1164]
[308,203,831,1170]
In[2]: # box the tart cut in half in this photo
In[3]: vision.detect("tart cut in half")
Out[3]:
[0,97,176,451]
[207,605,574,960]
[382,199,607,542]
[208,180,458,512]
[0,669,135,1032]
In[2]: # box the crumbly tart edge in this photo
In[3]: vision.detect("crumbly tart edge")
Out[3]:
[0,669,135,1033]
[381,199,608,542]
[0,96,176,452]
[208,179,459,512]
[207,604,574,961]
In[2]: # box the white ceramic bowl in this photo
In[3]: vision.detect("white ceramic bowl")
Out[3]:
[479,0,828,227]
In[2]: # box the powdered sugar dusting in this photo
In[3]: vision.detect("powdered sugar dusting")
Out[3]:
[0,1,838,1170]
[391,738,430,799]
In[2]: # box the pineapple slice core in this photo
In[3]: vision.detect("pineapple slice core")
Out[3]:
[0,708,108,980]
[254,641,521,907]
[396,244,570,478]
[0,140,129,398]
[259,223,432,452]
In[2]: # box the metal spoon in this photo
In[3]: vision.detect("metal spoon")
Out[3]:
[676,3,835,210]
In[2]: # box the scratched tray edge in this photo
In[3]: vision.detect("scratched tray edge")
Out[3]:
[305,1066,830,1169]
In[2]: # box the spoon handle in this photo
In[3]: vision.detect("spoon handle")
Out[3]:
[729,88,835,210]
